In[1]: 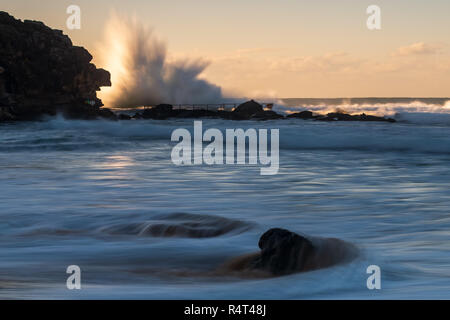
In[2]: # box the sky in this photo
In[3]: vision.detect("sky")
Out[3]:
[2,0,450,98]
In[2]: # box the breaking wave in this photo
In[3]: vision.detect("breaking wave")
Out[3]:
[274,99,450,125]
[96,12,223,108]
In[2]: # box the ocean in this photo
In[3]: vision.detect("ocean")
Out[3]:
[1,98,450,299]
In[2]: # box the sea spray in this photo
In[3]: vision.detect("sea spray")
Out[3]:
[96,12,223,108]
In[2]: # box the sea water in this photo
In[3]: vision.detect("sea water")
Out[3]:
[0,101,450,299]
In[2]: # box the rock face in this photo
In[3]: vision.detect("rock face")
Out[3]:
[0,11,112,121]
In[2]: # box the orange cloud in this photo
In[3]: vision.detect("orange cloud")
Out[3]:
[392,42,442,57]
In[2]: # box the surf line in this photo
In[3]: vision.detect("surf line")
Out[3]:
[171,121,279,175]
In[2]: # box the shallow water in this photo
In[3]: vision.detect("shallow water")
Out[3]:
[0,117,449,299]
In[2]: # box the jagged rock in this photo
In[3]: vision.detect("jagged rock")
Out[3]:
[0,11,112,121]
[232,100,264,119]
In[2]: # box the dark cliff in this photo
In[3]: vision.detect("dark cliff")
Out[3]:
[0,11,113,121]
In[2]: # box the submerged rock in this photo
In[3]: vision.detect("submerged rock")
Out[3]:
[221,228,358,277]
[251,228,315,275]
[0,11,112,121]
[99,213,253,238]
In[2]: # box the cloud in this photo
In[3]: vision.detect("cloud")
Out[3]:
[392,42,442,57]
[263,52,367,76]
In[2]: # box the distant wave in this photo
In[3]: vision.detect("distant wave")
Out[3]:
[274,99,450,123]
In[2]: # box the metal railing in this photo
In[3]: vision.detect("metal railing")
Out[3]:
[143,103,274,111]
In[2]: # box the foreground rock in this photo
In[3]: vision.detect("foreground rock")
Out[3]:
[0,11,113,121]
[220,228,358,277]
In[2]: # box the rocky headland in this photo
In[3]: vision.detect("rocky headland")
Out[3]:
[0,11,114,122]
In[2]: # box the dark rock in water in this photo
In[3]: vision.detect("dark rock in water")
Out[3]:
[99,213,253,238]
[221,228,358,277]
[318,112,396,123]
[251,110,285,120]
[118,113,132,120]
[358,113,396,123]
[141,104,174,119]
[97,108,117,120]
[250,228,315,275]
[233,100,264,119]
[0,106,14,121]
[287,110,315,119]
[174,109,220,119]
[285,110,395,123]
[0,11,112,121]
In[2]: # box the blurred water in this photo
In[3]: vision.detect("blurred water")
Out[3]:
[0,117,449,299]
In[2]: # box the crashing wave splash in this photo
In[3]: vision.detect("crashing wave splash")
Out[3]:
[96,12,223,108]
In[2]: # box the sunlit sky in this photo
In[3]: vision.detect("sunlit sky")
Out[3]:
[2,0,450,98]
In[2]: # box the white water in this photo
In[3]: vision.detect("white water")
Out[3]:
[0,115,450,299]
[96,13,223,108]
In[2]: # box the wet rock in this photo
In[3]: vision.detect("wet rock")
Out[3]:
[232,100,264,119]
[0,11,112,121]
[118,113,132,120]
[319,112,396,123]
[287,110,314,119]
[141,104,174,119]
[0,106,15,121]
[99,213,253,238]
[97,108,117,120]
[174,109,219,119]
[250,228,315,275]
[221,228,358,277]
[251,110,285,120]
